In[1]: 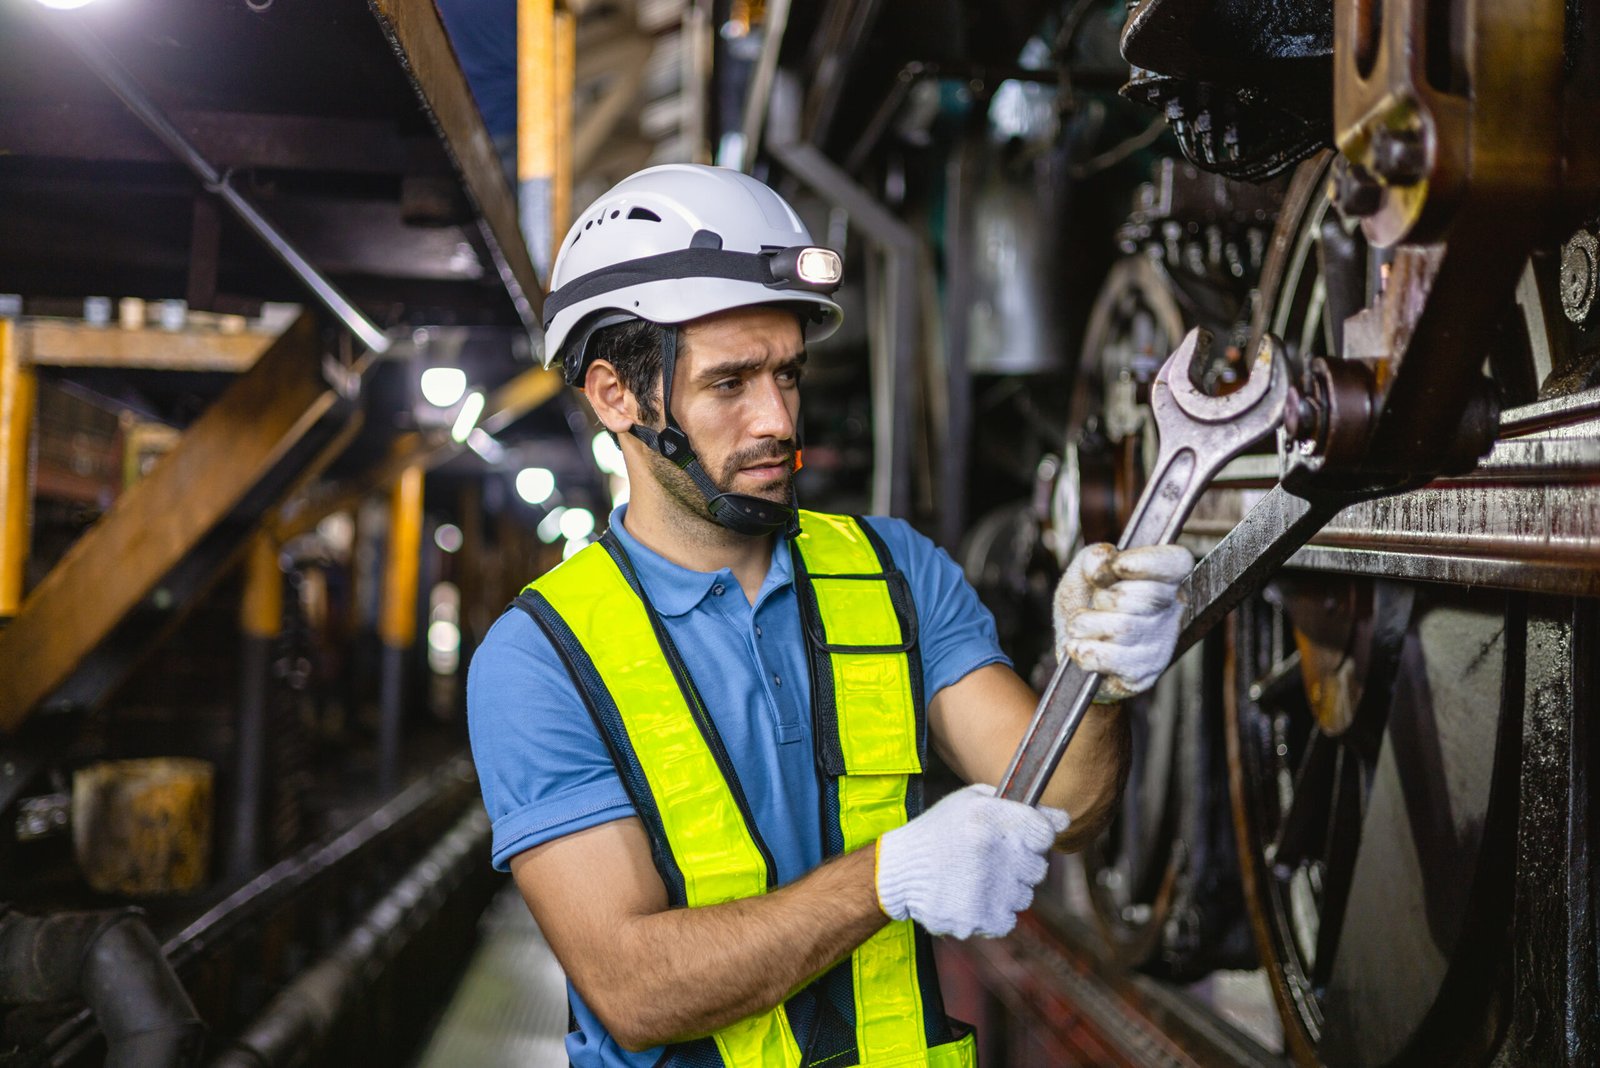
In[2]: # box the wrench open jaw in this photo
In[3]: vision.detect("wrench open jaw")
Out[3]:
[998,327,1288,806]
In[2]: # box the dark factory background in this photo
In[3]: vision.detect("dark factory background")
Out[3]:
[1,0,1597,1065]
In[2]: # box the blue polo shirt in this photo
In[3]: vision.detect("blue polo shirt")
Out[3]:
[466,505,1008,1067]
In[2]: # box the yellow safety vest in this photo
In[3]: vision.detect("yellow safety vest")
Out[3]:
[515,510,978,1067]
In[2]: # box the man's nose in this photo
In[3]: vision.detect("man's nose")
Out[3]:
[747,376,797,439]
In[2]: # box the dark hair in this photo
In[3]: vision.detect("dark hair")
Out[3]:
[586,317,668,424]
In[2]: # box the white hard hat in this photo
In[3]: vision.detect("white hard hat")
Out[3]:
[542,164,845,383]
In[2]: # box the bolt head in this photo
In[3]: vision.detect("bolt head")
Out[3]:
[1336,165,1383,218]
[1371,127,1428,186]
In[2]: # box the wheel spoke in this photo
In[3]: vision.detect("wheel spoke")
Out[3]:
[1311,745,1365,989]
[1270,728,1336,871]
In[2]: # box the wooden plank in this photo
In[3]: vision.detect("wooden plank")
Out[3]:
[22,320,276,373]
[0,315,357,731]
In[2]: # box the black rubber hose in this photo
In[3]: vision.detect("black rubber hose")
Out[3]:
[0,907,205,1067]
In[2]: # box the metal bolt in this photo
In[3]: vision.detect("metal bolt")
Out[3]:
[1560,230,1598,323]
[1371,127,1428,186]
[1336,164,1383,218]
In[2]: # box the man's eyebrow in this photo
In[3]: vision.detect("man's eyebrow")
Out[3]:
[694,349,807,381]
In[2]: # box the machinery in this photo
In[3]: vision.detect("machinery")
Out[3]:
[1,0,1597,1065]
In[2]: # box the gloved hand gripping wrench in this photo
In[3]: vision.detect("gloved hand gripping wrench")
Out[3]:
[998,327,1289,805]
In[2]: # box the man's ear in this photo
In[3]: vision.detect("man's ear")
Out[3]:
[583,359,635,435]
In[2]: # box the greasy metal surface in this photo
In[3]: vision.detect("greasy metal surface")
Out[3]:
[1000,329,1287,805]
[1501,599,1598,1067]
[1184,431,1600,596]
[0,315,359,731]
[1333,0,1563,249]
[1227,588,1517,1066]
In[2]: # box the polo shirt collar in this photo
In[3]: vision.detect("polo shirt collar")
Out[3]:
[605,505,795,618]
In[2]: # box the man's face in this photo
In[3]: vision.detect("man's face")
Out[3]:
[641,305,805,521]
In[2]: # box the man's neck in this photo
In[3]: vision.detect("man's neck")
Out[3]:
[622,491,776,604]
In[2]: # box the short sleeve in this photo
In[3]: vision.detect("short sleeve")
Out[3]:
[862,516,1011,699]
[466,608,636,871]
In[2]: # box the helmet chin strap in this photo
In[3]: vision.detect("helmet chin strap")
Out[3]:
[627,327,800,539]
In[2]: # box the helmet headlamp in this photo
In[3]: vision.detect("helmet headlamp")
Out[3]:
[768,246,843,291]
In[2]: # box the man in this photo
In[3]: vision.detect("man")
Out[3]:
[467,164,1191,1067]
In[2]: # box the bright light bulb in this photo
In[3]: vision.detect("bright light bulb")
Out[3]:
[537,507,567,543]
[559,507,595,541]
[562,535,591,560]
[450,390,485,442]
[434,523,463,553]
[419,366,467,407]
[35,0,100,9]
[427,619,461,655]
[591,431,626,476]
[515,467,556,506]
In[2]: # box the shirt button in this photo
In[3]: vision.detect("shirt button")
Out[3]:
[711,583,725,596]
[772,674,782,687]
[755,625,763,638]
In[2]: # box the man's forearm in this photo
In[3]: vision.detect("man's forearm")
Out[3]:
[592,845,887,1052]
[1040,702,1131,850]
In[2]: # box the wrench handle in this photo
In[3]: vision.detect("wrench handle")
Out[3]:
[996,660,1101,805]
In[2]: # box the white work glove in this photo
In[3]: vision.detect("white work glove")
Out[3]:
[1053,542,1194,702]
[876,784,1070,939]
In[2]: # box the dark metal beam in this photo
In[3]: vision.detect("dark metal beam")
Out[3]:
[368,0,544,335]
[0,104,440,176]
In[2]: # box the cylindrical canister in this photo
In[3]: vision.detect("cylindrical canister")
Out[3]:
[72,758,214,895]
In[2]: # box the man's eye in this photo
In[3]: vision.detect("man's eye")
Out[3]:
[713,378,740,391]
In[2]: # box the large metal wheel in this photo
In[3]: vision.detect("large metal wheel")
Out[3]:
[1228,153,1526,1066]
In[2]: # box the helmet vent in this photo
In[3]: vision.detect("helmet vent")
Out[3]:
[627,207,661,222]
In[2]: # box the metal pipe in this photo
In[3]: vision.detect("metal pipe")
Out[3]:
[378,465,424,795]
[517,0,556,282]
[738,0,792,172]
[35,12,390,354]
[0,318,34,621]
[207,807,490,1068]
[768,141,918,516]
[0,907,205,1068]
[230,533,283,880]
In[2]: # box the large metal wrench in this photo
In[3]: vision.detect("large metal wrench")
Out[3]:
[998,327,1289,805]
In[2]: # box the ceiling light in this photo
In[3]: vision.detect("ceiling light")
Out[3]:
[516,467,556,506]
[450,390,485,443]
[591,431,626,476]
[420,366,467,407]
[537,507,567,543]
[434,523,463,553]
[559,507,595,542]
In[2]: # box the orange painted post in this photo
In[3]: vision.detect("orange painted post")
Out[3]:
[0,318,36,622]
[378,464,424,793]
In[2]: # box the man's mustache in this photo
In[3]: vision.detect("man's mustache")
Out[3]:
[727,444,797,471]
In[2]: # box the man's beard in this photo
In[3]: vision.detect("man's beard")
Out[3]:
[644,437,797,527]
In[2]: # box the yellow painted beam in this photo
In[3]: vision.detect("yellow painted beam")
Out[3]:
[24,320,274,373]
[0,315,359,732]
[553,5,576,261]
[380,464,425,649]
[519,0,557,280]
[0,319,35,619]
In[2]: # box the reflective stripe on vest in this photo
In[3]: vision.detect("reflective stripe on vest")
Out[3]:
[517,513,976,1068]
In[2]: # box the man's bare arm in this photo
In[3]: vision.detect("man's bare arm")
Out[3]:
[927,662,1130,849]
[511,817,886,1053]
